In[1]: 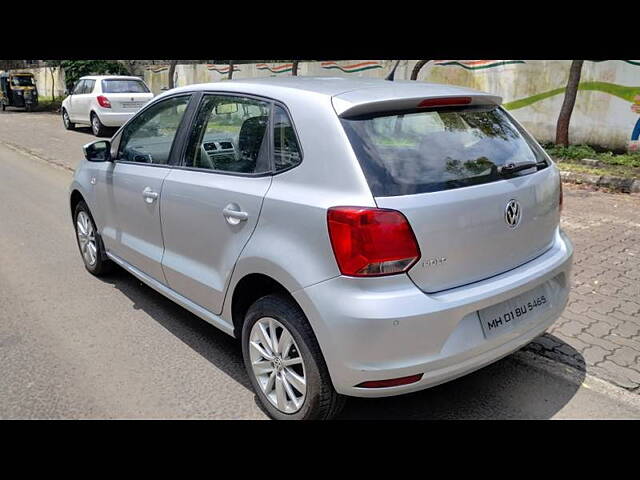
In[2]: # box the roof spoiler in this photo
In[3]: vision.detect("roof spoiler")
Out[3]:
[333,92,502,118]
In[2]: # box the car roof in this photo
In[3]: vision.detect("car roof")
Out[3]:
[79,75,144,81]
[160,77,502,115]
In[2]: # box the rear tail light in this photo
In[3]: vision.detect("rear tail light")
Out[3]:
[356,374,423,389]
[418,96,472,108]
[96,95,111,108]
[327,206,421,277]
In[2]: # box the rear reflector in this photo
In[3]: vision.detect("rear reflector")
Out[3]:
[418,96,472,108]
[559,178,564,214]
[356,374,424,389]
[327,207,421,277]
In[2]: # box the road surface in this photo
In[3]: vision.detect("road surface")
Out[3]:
[1,142,639,419]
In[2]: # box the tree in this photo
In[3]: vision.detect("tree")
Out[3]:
[292,60,299,76]
[168,60,178,89]
[555,60,584,146]
[45,60,61,101]
[411,60,430,80]
[228,60,234,80]
[60,60,129,91]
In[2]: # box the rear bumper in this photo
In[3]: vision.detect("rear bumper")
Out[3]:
[293,228,573,398]
[95,110,136,127]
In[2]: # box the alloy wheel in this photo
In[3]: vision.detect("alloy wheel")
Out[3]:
[76,211,97,267]
[249,317,307,413]
[92,116,100,135]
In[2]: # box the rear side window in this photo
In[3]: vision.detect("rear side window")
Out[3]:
[273,105,302,171]
[341,106,548,196]
[102,79,150,93]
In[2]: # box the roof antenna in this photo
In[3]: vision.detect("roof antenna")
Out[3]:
[385,60,401,81]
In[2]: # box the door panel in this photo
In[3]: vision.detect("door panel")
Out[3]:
[160,171,272,314]
[96,94,192,283]
[100,163,171,283]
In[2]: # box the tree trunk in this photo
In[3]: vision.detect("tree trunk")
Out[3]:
[555,60,584,146]
[50,68,55,102]
[410,60,429,80]
[292,60,299,76]
[228,60,234,80]
[168,60,178,89]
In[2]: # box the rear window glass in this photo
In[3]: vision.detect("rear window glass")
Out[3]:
[341,106,548,196]
[102,79,149,93]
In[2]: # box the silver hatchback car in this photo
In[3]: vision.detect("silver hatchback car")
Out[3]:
[69,77,573,420]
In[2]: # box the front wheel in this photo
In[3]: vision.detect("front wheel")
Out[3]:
[73,201,112,276]
[90,112,108,137]
[62,108,75,130]
[241,294,346,420]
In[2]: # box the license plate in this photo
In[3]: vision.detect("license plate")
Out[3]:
[478,284,552,339]
[122,102,143,109]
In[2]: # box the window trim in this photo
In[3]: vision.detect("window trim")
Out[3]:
[112,92,196,168]
[174,90,304,178]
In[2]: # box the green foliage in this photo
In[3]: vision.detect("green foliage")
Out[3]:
[59,60,130,90]
[544,144,640,168]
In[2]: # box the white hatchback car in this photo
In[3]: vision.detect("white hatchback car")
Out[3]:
[61,75,154,137]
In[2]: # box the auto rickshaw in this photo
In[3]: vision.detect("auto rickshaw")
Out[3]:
[0,71,39,111]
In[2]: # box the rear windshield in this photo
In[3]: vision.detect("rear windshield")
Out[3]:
[341,106,548,196]
[101,79,149,94]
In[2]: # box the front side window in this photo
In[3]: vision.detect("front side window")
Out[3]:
[117,95,190,165]
[273,105,302,171]
[102,79,150,94]
[341,106,548,196]
[183,94,271,174]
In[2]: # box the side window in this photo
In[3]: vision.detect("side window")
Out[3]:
[72,80,85,95]
[117,95,190,165]
[273,105,302,171]
[83,80,96,94]
[183,94,271,174]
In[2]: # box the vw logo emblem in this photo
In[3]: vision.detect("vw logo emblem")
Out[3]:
[505,199,522,228]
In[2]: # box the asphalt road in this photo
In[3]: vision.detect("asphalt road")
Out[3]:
[1,115,640,419]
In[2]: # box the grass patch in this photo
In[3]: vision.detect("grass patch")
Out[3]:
[554,160,640,179]
[544,144,640,168]
[34,96,62,112]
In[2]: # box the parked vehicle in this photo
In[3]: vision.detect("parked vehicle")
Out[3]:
[0,71,39,111]
[61,75,154,136]
[69,77,573,420]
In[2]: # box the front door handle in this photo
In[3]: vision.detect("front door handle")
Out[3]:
[223,204,249,225]
[142,187,159,204]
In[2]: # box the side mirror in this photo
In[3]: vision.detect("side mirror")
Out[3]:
[83,140,111,162]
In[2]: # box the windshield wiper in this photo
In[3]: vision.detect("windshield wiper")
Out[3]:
[498,161,538,176]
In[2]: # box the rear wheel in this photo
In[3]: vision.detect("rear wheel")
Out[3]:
[91,112,108,137]
[62,108,75,129]
[73,201,112,276]
[241,294,346,420]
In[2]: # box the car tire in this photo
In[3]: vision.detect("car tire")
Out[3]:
[90,112,108,137]
[241,293,346,420]
[62,108,75,130]
[73,200,112,276]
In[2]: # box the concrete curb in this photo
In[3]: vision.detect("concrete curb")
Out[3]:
[514,350,640,412]
[559,170,640,193]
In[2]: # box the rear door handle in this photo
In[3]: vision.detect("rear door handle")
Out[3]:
[142,187,159,203]
[223,204,249,224]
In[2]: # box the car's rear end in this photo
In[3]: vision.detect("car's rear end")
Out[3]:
[94,77,154,127]
[293,84,573,397]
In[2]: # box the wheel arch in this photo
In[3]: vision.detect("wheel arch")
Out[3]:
[229,273,297,339]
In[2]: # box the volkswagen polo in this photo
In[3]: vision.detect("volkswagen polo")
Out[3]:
[69,77,573,420]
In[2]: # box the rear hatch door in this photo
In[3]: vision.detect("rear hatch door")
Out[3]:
[337,94,561,293]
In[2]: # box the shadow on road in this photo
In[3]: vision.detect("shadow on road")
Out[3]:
[99,266,586,419]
